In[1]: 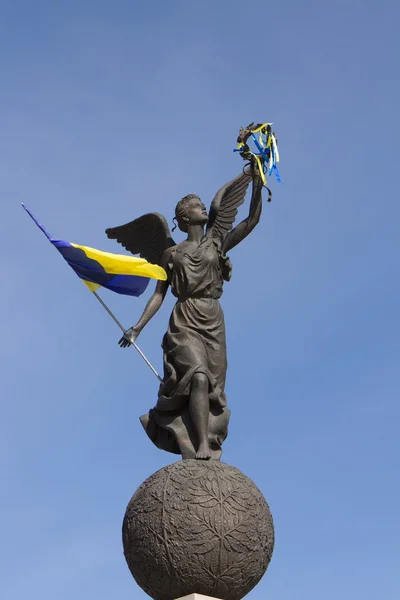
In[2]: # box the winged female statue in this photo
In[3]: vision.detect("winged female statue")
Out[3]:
[106,160,264,460]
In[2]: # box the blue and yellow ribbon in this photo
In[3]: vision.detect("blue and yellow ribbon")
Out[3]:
[234,123,281,186]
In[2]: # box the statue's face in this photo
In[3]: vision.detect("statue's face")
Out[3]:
[186,198,208,225]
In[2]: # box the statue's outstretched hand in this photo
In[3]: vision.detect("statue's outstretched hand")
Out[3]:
[119,326,140,348]
[237,123,254,145]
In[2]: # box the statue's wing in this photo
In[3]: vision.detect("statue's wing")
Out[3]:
[105,213,176,266]
[206,171,251,239]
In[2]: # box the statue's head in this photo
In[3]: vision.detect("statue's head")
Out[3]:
[173,194,208,233]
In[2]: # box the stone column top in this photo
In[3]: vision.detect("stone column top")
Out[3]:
[175,595,223,600]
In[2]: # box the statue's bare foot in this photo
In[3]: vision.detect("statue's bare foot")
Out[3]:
[196,443,211,460]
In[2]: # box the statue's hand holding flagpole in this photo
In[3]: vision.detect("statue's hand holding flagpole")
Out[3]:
[92,291,162,383]
[119,326,140,348]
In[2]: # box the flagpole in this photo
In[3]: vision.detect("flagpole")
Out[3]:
[92,291,163,383]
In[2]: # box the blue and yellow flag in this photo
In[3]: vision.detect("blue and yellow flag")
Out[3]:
[22,204,167,296]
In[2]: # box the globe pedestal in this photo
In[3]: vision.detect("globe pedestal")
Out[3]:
[122,460,274,600]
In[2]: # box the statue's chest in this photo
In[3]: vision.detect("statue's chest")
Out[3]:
[175,243,218,271]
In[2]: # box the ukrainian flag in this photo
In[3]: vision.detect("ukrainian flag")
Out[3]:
[22,204,166,296]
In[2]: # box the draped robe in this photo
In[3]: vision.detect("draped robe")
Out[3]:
[140,236,232,459]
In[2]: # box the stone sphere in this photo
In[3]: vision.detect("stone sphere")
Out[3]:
[122,460,274,600]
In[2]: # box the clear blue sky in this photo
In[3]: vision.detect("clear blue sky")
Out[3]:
[1,1,399,599]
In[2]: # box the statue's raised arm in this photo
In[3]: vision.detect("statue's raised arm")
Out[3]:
[206,163,263,253]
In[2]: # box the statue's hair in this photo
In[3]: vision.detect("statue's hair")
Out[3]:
[172,194,201,233]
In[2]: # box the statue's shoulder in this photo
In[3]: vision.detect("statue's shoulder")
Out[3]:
[162,245,176,257]
[160,245,176,269]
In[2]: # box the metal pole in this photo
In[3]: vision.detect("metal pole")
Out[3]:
[92,290,163,383]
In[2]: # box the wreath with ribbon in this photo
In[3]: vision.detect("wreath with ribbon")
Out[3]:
[234,123,280,194]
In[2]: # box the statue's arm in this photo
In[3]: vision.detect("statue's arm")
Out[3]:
[222,173,263,253]
[133,278,169,332]
[118,249,171,348]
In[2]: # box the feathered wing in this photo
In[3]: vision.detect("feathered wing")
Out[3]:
[105,213,176,266]
[206,171,252,239]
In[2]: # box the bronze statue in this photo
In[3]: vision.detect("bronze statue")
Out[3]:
[106,161,264,460]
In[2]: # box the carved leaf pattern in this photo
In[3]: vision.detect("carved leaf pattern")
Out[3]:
[122,460,274,600]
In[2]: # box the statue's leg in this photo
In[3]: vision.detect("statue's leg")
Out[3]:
[189,373,211,460]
